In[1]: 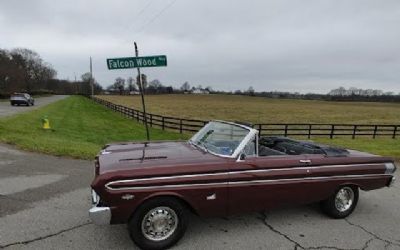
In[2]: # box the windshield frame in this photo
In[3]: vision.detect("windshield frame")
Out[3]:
[189,120,258,159]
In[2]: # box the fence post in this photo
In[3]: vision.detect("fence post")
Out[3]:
[330,125,335,139]
[373,125,378,139]
[393,126,397,139]
[149,114,153,127]
[258,124,262,137]
[137,111,139,122]
[162,117,165,130]
[179,119,183,134]
[284,125,288,137]
[352,125,357,139]
[308,124,312,139]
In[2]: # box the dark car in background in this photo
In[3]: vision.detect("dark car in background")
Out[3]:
[10,93,34,106]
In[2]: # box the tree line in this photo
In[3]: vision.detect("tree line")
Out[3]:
[0,47,102,98]
[228,86,400,102]
[106,75,175,95]
[106,77,215,95]
[2,47,398,103]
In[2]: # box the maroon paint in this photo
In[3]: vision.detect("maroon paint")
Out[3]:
[90,141,395,224]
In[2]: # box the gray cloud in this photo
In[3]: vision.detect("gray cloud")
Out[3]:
[1,0,399,93]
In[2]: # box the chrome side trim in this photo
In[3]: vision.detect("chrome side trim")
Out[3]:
[105,163,386,189]
[106,174,391,191]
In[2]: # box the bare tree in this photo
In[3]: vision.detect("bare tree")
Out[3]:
[114,77,125,95]
[136,74,147,92]
[180,82,190,92]
[127,77,136,92]
[247,86,255,96]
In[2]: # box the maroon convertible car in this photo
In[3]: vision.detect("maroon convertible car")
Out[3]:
[89,120,396,250]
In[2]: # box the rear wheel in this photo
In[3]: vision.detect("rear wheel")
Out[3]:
[128,197,188,250]
[321,186,359,218]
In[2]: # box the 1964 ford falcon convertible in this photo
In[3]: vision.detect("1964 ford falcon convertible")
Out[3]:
[89,120,396,250]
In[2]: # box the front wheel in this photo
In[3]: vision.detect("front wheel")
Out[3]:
[321,186,359,219]
[128,197,188,250]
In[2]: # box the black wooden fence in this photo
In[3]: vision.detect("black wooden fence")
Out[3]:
[90,96,398,139]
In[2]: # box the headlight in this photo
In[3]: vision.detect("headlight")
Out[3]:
[385,162,396,174]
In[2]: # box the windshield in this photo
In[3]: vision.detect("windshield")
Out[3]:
[189,121,251,156]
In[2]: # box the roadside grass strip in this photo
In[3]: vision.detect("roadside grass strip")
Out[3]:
[0,96,187,159]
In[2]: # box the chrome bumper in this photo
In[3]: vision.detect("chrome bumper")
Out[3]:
[89,189,111,225]
[89,206,111,225]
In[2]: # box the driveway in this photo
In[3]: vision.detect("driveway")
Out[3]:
[0,95,68,117]
[0,144,399,250]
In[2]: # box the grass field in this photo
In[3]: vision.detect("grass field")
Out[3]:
[0,95,398,160]
[97,94,400,124]
[0,96,186,159]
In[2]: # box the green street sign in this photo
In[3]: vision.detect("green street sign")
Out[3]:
[107,55,167,70]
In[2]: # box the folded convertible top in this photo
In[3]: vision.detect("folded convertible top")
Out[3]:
[259,136,350,157]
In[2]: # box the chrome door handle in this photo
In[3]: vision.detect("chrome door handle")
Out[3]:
[300,160,311,164]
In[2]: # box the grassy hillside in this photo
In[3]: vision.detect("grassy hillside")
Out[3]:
[0,96,186,159]
[98,94,400,124]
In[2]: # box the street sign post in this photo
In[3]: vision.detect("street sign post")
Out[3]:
[106,45,167,141]
[107,55,167,70]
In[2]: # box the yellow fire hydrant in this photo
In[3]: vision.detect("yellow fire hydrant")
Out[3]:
[42,116,51,130]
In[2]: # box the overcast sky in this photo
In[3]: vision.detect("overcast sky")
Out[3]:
[1,0,399,93]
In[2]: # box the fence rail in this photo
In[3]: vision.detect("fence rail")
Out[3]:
[90,96,398,139]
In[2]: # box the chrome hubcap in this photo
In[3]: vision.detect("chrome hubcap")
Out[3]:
[141,206,178,241]
[335,187,354,212]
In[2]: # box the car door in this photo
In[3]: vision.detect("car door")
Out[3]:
[228,154,313,215]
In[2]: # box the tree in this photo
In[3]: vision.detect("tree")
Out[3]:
[127,77,137,92]
[80,72,92,95]
[114,77,125,95]
[205,86,213,93]
[180,82,190,92]
[136,74,147,92]
[81,72,91,82]
[247,86,255,96]
[10,48,56,92]
[147,79,163,94]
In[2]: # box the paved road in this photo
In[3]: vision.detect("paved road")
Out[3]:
[0,95,68,117]
[0,144,399,250]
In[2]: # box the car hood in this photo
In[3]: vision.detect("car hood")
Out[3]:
[97,141,227,175]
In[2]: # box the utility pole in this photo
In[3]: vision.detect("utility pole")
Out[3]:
[90,56,94,96]
[135,42,150,141]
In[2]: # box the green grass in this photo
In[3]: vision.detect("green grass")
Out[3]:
[0,96,187,159]
[0,95,398,161]
[98,94,400,160]
[313,138,400,160]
